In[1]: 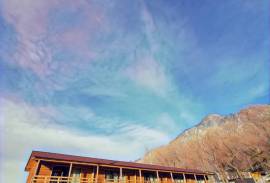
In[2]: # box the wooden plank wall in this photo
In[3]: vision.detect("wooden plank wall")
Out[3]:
[38,161,53,176]
[26,160,37,183]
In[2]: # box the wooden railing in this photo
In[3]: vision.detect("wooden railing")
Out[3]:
[31,176,95,183]
[31,176,206,183]
[31,176,143,183]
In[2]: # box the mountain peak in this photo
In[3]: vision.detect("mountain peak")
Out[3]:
[198,114,224,127]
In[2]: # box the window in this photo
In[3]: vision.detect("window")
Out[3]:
[105,170,119,183]
[173,174,184,183]
[143,172,157,183]
[51,166,69,183]
[71,168,81,183]
[51,166,69,177]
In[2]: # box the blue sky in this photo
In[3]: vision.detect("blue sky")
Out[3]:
[0,0,269,182]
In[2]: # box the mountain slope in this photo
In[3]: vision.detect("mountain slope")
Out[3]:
[138,105,270,180]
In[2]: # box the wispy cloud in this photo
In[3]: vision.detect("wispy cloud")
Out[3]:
[124,1,174,97]
[208,56,269,104]
[125,56,170,96]
[1,0,55,76]
[1,98,170,182]
[1,0,104,78]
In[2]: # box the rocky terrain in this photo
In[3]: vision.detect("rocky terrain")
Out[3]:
[138,105,270,181]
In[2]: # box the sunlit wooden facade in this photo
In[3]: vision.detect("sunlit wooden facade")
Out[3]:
[25,151,212,183]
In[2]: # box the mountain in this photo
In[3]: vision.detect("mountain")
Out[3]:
[138,105,270,181]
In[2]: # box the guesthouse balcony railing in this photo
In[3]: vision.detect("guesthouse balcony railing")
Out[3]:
[31,176,206,183]
[31,176,142,183]
[31,176,96,183]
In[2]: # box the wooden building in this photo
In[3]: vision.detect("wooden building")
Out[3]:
[25,151,213,183]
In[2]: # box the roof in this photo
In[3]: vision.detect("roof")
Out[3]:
[26,151,210,175]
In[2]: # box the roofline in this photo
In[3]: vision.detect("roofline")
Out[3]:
[25,150,213,175]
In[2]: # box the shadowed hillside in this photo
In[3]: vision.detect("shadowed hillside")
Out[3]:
[138,105,270,182]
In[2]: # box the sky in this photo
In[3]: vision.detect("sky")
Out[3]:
[0,0,269,182]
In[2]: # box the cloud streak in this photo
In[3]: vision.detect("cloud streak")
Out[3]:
[1,98,170,182]
[125,56,170,96]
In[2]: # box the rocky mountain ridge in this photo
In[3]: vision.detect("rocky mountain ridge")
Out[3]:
[138,105,270,181]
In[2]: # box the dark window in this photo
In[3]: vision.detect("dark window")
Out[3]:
[51,166,69,177]
[105,169,119,182]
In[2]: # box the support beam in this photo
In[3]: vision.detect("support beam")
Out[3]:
[95,165,99,183]
[120,167,123,183]
[68,163,73,177]
[156,171,159,183]
[194,174,197,183]
[170,172,174,183]
[203,175,207,183]
[183,174,186,183]
[139,169,142,183]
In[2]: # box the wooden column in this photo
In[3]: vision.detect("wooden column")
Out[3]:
[194,174,197,183]
[170,172,174,183]
[183,174,186,183]
[120,167,123,183]
[95,165,99,183]
[68,163,73,177]
[203,175,207,183]
[139,169,142,183]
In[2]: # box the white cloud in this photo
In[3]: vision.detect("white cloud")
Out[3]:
[122,1,174,96]
[179,110,197,124]
[1,0,56,77]
[117,123,170,145]
[210,58,262,86]
[140,0,158,53]
[125,56,171,96]
[247,82,269,99]
[1,0,103,78]
[1,98,170,183]
[155,113,178,132]
[236,82,269,104]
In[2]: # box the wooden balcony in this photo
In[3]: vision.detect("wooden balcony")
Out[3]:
[31,175,206,183]
[26,152,212,183]
[31,175,94,183]
[31,176,140,183]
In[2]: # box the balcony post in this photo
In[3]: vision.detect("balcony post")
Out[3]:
[95,165,99,183]
[203,175,207,183]
[68,163,73,177]
[156,171,159,183]
[194,174,197,183]
[120,167,123,183]
[170,172,174,183]
[139,169,142,183]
